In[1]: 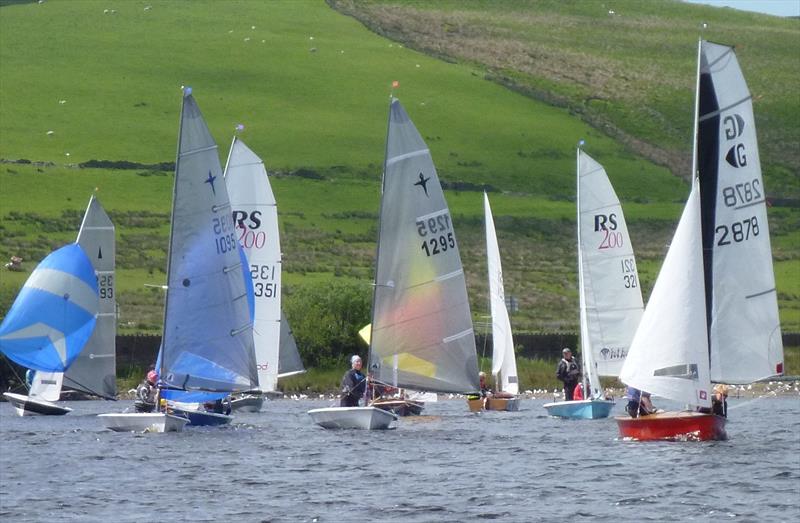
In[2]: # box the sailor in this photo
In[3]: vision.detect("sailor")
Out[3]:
[340,355,366,407]
[625,386,655,418]
[556,348,581,401]
[711,384,729,417]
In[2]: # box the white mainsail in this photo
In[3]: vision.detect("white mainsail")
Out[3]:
[224,137,281,392]
[483,192,518,395]
[577,149,643,397]
[368,98,480,394]
[619,178,711,409]
[697,40,783,384]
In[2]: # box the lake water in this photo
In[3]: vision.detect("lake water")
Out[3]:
[1,394,798,522]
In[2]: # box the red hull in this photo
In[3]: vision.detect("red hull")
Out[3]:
[616,411,727,441]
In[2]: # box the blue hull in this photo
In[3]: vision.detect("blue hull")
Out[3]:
[172,407,233,426]
[543,399,615,419]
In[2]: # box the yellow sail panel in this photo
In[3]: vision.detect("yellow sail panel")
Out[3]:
[385,353,437,378]
[358,323,371,345]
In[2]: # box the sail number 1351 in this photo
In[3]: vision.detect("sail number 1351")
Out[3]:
[250,264,277,298]
[417,212,455,257]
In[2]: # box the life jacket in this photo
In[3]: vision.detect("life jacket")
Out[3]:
[573,383,584,400]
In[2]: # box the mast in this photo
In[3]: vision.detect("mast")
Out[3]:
[690,38,702,182]
[366,95,395,394]
[158,88,189,386]
[575,146,597,398]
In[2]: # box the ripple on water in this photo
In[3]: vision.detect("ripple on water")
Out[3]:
[2,397,800,522]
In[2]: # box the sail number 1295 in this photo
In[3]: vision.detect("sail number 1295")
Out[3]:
[417,212,455,257]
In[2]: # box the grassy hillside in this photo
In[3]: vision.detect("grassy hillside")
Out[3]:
[0,0,798,341]
[331,0,800,198]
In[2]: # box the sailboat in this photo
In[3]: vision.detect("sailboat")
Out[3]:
[544,148,643,419]
[616,40,784,441]
[308,97,480,429]
[62,195,117,401]
[223,138,306,411]
[472,192,520,412]
[99,88,258,432]
[223,136,282,412]
[1,243,99,416]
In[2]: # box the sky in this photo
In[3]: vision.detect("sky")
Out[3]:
[683,0,800,17]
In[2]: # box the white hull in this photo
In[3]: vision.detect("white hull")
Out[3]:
[98,412,189,433]
[308,406,398,430]
[3,392,72,416]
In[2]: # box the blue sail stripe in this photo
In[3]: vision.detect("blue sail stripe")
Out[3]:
[24,268,99,315]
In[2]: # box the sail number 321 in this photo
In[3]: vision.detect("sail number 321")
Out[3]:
[417,212,455,257]
[621,258,638,289]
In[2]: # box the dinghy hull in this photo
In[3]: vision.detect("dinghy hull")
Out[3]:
[467,396,521,412]
[171,406,233,426]
[308,406,398,430]
[543,399,615,419]
[230,394,264,413]
[485,396,520,411]
[370,398,424,416]
[615,411,727,441]
[98,412,189,433]
[3,392,72,416]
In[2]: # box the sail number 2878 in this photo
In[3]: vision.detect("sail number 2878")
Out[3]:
[417,212,455,257]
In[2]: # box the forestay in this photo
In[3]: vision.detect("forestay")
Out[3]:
[63,195,117,398]
[369,98,480,394]
[697,40,783,384]
[224,137,281,392]
[619,179,711,409]
[0,244,98,374]
[160,91,258,393]
[484,192,518,395]
[577,150,643,383]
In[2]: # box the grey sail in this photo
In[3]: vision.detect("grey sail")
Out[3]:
[64,195,116,397]
[277,312,305,378]
[697,40,784,383]
[369,98,480,394]
[160,91,258,393]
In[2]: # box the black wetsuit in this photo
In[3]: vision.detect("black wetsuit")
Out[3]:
[340,368,366,407]
[556,357,581,401]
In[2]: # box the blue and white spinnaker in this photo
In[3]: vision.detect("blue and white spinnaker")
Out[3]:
[0,243,99,372]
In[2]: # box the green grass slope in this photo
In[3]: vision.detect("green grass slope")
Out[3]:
[331,0,800,198]
[0,0,797,341]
